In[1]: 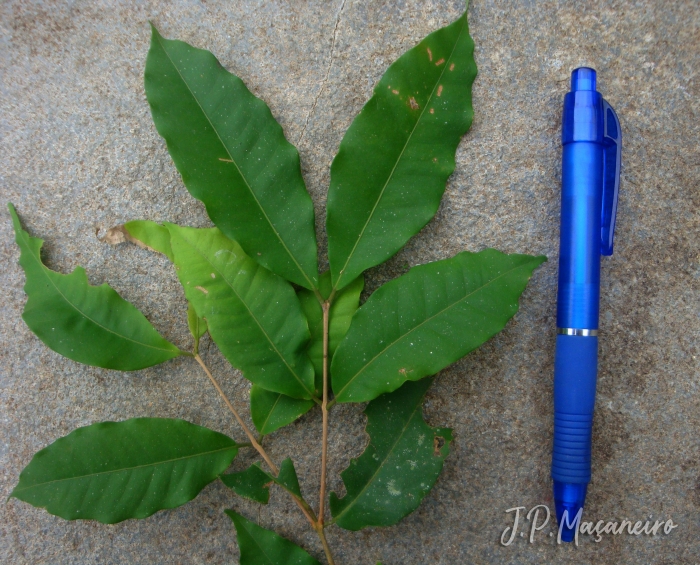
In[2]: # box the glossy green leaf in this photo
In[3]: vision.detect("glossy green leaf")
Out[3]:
[9,203,182,371]
[124,219,174,260]
[166,224,316,399]
[326,10,477,290]
[145,26,319,290]
[221,463,271,504]
[227,457,303,502]
[297,271,364,390]
[226,510,321,565]
[11,418,239,523]
[332,250,546,403]
[330,378,451,530]
[272,458,303,499]
[250,385,315,436]
[121,220,208,353]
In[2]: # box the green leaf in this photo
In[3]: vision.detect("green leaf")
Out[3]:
[221,463,271,504]
[187,302,208,354]
[123,219,174,261]
[297,271,364,390]
[226,510,321,565]
[145,25,319,290]
[9,203,182,371]
[225,457,303,505]
[166,224,316,399]
[272,458,303,499]
[330,378,451,530]
[332,250,546,403]
[250,385,315,436]
[326,10,477,290]
[11,418,239,523]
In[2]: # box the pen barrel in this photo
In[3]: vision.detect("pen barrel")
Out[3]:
[557,141,604,329]
[552,334,598,483]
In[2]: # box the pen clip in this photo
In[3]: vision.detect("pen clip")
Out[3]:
[600,99,622,256]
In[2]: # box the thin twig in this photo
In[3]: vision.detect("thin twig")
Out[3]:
[318,301,331,524]
[193,354,318,527]
[194,354,277,473]
[315,524,336,565]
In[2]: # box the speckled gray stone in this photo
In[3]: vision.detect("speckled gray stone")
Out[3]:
[1,1,699,564]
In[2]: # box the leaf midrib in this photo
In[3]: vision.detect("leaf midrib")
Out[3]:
[13,445,236,494]
[241,520,280,565]
[333,15,468,290]
[155,34,316,291]
[260,392,284,433]
[19,229,178,355]
[335,261,528,399]
[333,398,424,522]
[178,230,315,399]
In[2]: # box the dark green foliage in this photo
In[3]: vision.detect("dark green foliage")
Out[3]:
[330,379,451,530]
[227,511,321,565]
[145,26,319,290]
[9,5,547,564]
[11,419,239,523]
[9,204,182,371]
[326,11,477,290]
[221,463,271,504]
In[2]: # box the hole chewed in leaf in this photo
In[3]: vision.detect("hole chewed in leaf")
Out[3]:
[433,435,446,457]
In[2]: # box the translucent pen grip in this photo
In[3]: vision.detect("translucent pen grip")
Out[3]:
[551,334,598,484]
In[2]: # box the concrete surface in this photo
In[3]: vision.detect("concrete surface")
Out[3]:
[1,0,699,564]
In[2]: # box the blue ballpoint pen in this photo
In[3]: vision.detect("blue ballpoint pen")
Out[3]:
[552,67,621,542]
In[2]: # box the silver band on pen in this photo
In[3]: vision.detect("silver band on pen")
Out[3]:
[557,328,598,337]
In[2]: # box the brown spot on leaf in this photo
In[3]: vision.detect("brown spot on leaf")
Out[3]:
[430,108,435,114]
[195,286,209,295]
[427,47,433,62]
[433,436,445,456]
[103,225,161,255]
[104,225,128,245]
[449,63,455,71]
[435,58,445,66]
[392,89,399,95]
[437,85,443,97]
[408,97,419,110]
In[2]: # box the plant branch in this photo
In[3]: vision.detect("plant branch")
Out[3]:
[318,300,331,525]
[315,523,336,565]
[193,354,318,527]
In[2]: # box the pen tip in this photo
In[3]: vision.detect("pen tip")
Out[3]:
[553,481,588,542]
[571,67,597,92]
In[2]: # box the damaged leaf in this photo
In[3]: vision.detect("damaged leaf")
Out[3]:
[221,463,271,504]
[9,204,182,370]
[226,510,321,565]
[326,10,477,290]
[330,378,452,530]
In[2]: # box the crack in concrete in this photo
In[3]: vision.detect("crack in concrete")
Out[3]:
[296,0,347,147]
